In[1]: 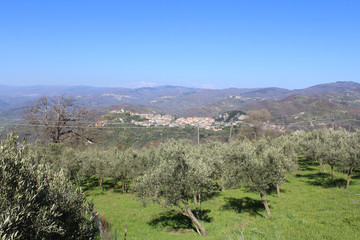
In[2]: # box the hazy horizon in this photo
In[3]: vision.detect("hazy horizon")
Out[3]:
[1,80,359,91]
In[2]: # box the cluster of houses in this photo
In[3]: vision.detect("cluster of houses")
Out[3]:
[95,109,246,131]
[132,114,222,131]
[95,109,286,133]
[132,113,174,127]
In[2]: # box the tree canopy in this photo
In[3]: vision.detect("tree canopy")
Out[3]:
[0,133,97,239]
[134,140,215,236]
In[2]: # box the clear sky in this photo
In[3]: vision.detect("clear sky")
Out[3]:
[0,0,359,89]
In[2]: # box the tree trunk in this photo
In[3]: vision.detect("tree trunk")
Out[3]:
[193,193,201,206]
[331,165,334,179]
[346,167,353,189]
[276,184,280,198]
[122,180,127,194]
[319,160,327,172]
[54,116,61,143]
[100,178,104,192]
[221,178,226,192]
[184,205,207,236]
[260,192,271,217]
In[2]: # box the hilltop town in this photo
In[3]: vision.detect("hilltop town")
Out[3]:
[95,109,248,131]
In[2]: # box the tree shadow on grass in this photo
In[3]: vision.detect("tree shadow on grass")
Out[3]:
[298,172,329,179]
[297,172,348,188]
[222,197,265,217]
[202,191,221,201]
[81,176,99,191]
[311,177,348,188]
[268,184,288,195]
[298,157,319,171]
[148,209,212,233]
[112,180,133,193]
[240,186,287,198]
[81,176,116,191]
[102,178,115,190]
[352,170,360,179]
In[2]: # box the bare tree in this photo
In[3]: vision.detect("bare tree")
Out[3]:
[241,109,272,139]
[23,95,95,144]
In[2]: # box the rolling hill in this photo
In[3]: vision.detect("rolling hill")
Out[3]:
[1,81,360,129]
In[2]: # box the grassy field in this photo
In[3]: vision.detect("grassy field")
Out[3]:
[85,158,360,240]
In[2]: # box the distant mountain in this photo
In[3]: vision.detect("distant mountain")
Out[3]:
[293,81,360,95]
[240,87,291,98]
[232,94,360,130]
[170,82,360,117]
[1,81,360,122]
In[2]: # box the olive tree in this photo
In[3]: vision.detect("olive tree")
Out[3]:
[134,140,215,236]
[272,135,298,198]
[92,149,111,192]
[228,138,287,217]
[76,147,111,191]
[21,143,82,186]
[188,144,219,206]
[109,148,143,193]
[225,139,254,189]
[0,133,97,239]
[343,130,360,188]
[200,142,231,192]
[320,128,349,179]
[302,129,328,172]
[78,150,96,189]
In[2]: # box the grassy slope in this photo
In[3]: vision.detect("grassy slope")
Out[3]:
[86,159,360,240]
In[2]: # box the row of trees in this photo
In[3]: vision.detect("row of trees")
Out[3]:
[4,128,360,237]
[26,135,299,236]
[134,137,298,236]
[301,128,360,188]
[133,129,360,236]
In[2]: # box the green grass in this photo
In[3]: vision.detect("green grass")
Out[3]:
[85,161,360,240]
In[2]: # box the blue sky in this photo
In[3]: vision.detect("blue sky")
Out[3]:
[0,0,359,89]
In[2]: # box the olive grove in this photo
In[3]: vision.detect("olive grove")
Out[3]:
[2,126,360,238]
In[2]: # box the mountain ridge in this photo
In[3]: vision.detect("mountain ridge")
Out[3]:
[1,81,360,120]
